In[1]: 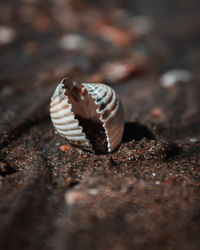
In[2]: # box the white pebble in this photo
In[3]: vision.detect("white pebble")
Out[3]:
[152,172,156,177]
[189,138,199,143]
[59,34,86,51]
[0,26,16,45]
[155,180,160,185]
[160,69,192,88]
[65,190,85,205]
[88,188,99,195]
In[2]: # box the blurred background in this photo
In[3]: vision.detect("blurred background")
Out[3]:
[1,0,200,123]
[0,0,200,250]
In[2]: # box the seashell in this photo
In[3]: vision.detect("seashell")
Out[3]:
[50,78,124,153]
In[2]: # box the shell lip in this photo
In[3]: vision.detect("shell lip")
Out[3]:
[61,78,87,102]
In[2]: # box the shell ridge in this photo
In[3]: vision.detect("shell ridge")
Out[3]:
[100,95,119,121]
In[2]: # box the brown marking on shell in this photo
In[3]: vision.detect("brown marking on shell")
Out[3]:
[50,78,124,153]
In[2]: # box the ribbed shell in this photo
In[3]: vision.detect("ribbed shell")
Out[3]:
[50,80,124,153]
[83,83,124,152]
[50,83,91,149]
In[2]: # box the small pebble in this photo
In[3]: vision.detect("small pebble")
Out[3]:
[155,180,160,185]
[0,26,16,45]
[152,108,162,118]
[189,138,199,143]
[152,173,156,177]
[160,69,192,88]
[59,34,86,51]
[102,61,132,82]
[65,190,86,205]
[88,188,99,195]
[102,60,137,83]
[102,52,146,83]
[59,144,71,152]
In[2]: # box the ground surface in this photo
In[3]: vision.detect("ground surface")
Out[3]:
[0,0,200,249]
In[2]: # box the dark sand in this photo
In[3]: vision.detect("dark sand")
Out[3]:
[0,0,200,249]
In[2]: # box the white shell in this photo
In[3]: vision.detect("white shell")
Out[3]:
[50,79,124,153]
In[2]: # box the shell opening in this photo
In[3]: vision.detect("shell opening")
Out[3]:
[62,79,108,153]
